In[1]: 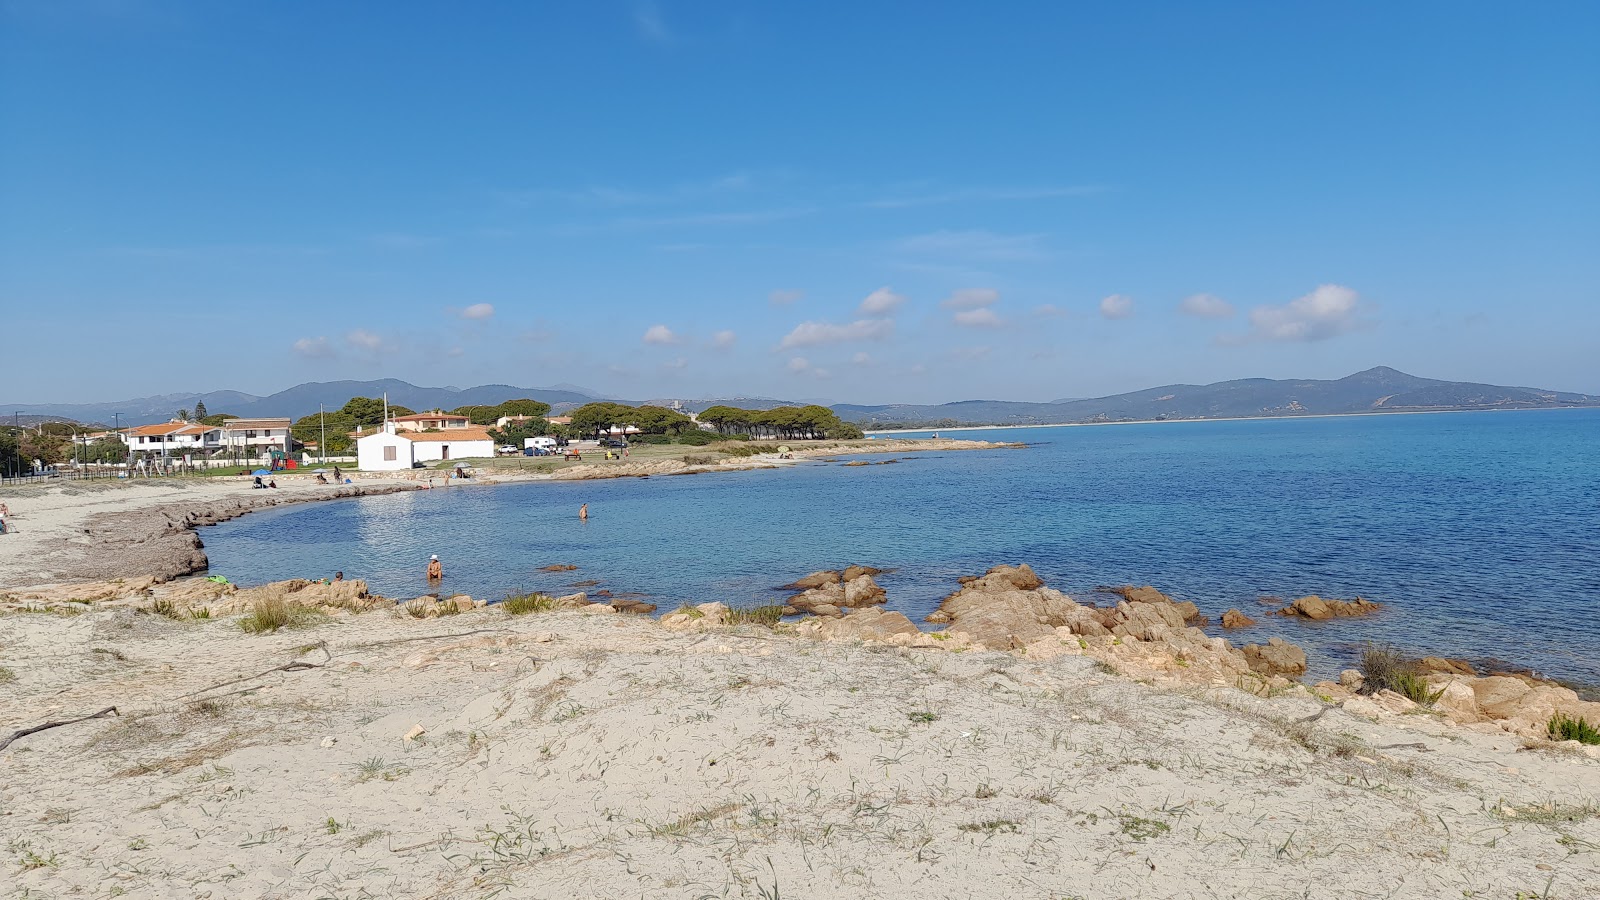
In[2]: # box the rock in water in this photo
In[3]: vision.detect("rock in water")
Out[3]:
[1241,638,1308,677]
[1220,608,1256,628]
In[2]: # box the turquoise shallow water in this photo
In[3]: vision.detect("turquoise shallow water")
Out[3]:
[203,409,1600,685]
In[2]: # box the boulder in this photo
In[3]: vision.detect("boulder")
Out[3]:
[782,570,840,591]
[809,603,843,618]
[1416,656,1477,676]
[841,564,885,581]
[216,578,380,616]
[841,574,887,607]
[660,602,730,631]
[797,607,921,644]
[1427,678,1482,724]
[1220,609,1256,629]
[1277,595,1382,620]
[610,598,657,614]
[539,564,579,572]
[554,592,590,608]
[1339,669,1365,690]
[1240,637,1307,678]
[790,581,846,612]
[1471,676,1534,720]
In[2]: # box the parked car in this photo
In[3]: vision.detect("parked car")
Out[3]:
[600,438,629,449]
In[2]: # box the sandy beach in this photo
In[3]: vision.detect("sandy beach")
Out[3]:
[2,438,1597,898]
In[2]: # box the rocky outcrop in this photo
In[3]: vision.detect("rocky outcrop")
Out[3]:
[218,579,384,616]
[1275,595,1382,620]
[1220,609,1256,629]
[1241,638,1308,678]
[1415,656,1477,676]
[610,598,657,614]
[795,607,925,645]
[539,564,579,572]
[789,574,886,613]
[660,602,730,631]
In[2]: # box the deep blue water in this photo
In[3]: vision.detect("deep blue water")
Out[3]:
[203,409,1600,685]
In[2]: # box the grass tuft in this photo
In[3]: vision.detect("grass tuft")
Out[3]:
[726,603,784,627]
[1548,713,1600,745]
[502,592,558,615]
[239,596,329,634]
[1359,643,1444,705]
[150,599,184,620]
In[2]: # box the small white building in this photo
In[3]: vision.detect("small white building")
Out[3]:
[356,425,496,471]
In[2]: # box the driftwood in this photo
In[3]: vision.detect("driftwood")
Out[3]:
[176,641,331,700]
[0,706,119,752]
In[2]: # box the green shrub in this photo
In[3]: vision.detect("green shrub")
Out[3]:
[726,603,784,627]
[1549,713,1600,744]
[631,433,671,445]
[1359,643,1443,705]
[501,592,558,615]
[150,599,184,620]
[673,430,719,446]
[240,597,329,634]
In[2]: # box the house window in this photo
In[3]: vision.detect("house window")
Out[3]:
[246,430,256,439]
[384,446,397,461]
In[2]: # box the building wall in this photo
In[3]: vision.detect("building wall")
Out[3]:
[411,439,494,464]
[356,433,414,471]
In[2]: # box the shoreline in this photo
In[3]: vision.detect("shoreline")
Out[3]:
[0,438,1012,590]
[864,403,1597,435]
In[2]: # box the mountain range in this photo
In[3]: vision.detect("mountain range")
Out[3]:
[5,367,1596,429]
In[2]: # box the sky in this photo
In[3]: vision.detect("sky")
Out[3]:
[2,1,1597,405]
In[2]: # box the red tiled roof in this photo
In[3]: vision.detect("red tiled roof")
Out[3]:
[401,428,494,443]
[125,422,215,437]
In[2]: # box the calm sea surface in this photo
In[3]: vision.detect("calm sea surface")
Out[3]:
[203,409,1600,685]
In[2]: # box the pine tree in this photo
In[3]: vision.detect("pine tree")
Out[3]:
[193,401,208,421]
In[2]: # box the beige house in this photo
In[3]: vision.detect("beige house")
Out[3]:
[392,410,472,432]
[217,418,293,452]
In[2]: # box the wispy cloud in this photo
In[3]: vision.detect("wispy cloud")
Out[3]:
[291,336,334,359]
[1032,303,1067,319]
[452,303,495,320]
[1227,284,1367,343]
[769,289,804,306]
[860,185,1106,209]
[633,1,672,44]
[1178,293,1235,319]
[953,307,1003,328]
[643,324,681,345]
[940,288,999,310]
[858,286,907,316]
[711,329,737,349]
[894,230,1048,262]
[346,329,386,351]
[1099,294,1135,320]
[779,318,894,349]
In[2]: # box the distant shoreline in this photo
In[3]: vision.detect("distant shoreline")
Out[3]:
[864,404,1595,435]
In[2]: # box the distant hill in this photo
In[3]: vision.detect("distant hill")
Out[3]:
[834,367,1600,427]
[4,380,599,427]
[8,367,1596,429]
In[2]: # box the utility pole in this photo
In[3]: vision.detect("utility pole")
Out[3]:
[319,404,327,464]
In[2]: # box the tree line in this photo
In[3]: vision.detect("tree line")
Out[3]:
[695,404,864,440]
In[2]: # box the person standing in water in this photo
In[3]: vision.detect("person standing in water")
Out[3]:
[579,503,589,521]
[426,554,442,580]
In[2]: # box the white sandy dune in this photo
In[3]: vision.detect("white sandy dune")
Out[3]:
[3,607,1596,899]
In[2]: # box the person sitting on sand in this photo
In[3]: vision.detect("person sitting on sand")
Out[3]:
[253,476,265,489]
[315,473,329,484]
[268,479,278,489]
[426,555,442,580]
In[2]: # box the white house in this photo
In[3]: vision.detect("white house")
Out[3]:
[392,411,473,433]
[356,425,496,471]
[217,418,294,453]
[356,426,415,471]
[122,421,220,455]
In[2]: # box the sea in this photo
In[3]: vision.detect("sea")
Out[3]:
[202,408,1600,687]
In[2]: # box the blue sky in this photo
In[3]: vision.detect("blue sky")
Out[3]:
[3,1,1596,405]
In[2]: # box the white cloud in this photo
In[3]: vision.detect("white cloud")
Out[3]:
[1178,293,1235,319]
[852,351,872,366]
[1239,284,1364,342]
[1099,294,1135,319]
[1032,303,1067,318]
[779,318,894,349]
[953,307,1003,328]
[456,302,495,320]
[894,230,1047,261]
[292,336,334,359]
[940,288,998,309]
[787,356,811,373]
[643,324,680,345]
[857,286,907,316]
[346,329,385,351]
[711,329,737,349]
[769,289,804,306]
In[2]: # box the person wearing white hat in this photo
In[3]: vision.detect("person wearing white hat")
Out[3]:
[426,554,442,581]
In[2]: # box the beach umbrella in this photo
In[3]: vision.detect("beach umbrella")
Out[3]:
[777,445,791,453]
[312,468,328,473]
[252,469,270,476]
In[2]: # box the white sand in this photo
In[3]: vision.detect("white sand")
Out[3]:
[2,607,1596,898]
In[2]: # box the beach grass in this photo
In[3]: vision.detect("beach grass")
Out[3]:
[239,596,330,633]
[1359,643,1444,705]
[725,603,784,627]
[1548,712,1600,744]
[502,592,559,615]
